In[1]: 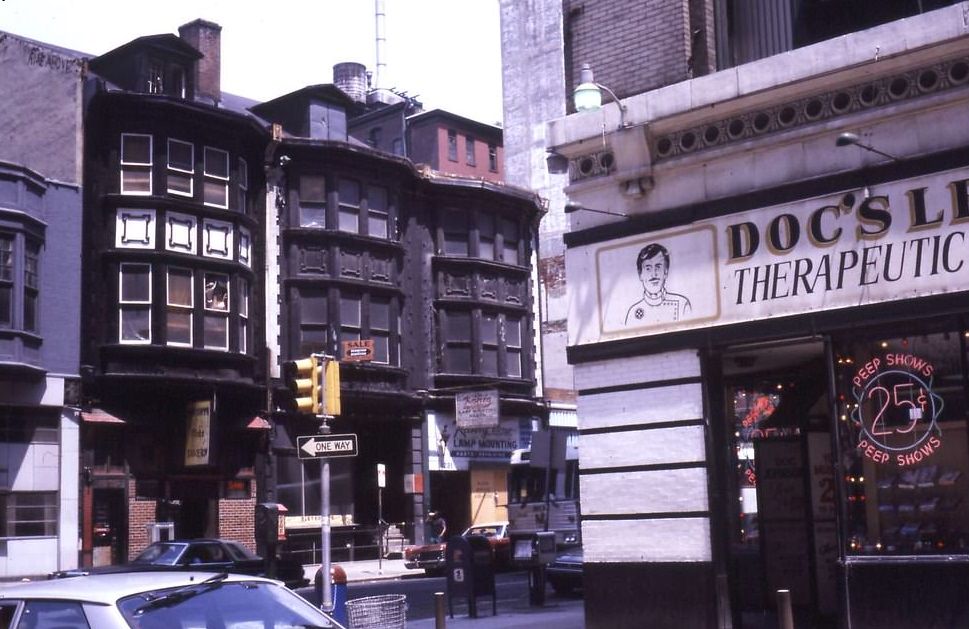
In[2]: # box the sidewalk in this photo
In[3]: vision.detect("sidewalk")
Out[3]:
[304,558,414,584]
[407,599,585,629]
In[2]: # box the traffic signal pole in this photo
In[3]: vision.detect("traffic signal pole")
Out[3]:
[316,353,334,615]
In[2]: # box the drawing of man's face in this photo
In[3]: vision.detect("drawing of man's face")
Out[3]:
[640,258,668,294]
[636,244,670,297]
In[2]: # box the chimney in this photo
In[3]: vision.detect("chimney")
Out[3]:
[178,19,222,105]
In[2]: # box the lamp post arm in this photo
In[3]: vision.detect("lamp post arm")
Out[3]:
[595,83,627,130]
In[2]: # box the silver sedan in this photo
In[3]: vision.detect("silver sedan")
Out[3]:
[0,571,340,628]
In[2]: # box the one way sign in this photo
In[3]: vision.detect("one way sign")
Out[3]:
[297,434,359,459]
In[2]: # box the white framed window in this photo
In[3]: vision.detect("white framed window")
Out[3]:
[367,185,390,239]
[238,278,249,354]
[203,219,234,260]
[203,146,229,208]
[238,157,248,212]
[166,267,193,346]
[121,133,153,195]
[203,272,229,349]
[505,315,523,378]
[167,139,194,197]
[116,209,156,249]
[119,263,151,344]
[238,226,251,267]
[338,178,361,233]
[24,241,38,333]
[165,211,197,254]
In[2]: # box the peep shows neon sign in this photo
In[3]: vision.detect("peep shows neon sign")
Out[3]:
[850,353,944,467]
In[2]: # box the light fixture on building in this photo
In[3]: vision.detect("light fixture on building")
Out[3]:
[835,132,900,162]
[574,63,627,129]
[622,176,653,199]
[546,150,569,174]
[563,202,628,218]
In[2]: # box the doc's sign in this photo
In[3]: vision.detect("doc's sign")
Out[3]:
[569,166,969,345]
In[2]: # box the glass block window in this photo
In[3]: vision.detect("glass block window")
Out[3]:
[121,133,152,195]
[0,492,57,537]
[166,267,193,346]
[202,219,233,260]
[167,139,194,197]
[203,272,229,349]
[165,212,196,254]
[116,209,156,249]
[338,178,361,233]
[299,174,326,228]
[119,263,151,344]
[367,185,390,239]
[203,146,229,208]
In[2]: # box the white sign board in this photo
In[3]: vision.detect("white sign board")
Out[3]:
[455,389,500,428]
[570,166,969,345]
[428,411,529,471]
[184,400,212,466]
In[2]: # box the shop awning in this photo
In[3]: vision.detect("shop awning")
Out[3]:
[245,415,271,430]
[80,408,126,424]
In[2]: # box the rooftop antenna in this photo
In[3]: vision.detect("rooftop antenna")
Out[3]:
[374,0,386,90]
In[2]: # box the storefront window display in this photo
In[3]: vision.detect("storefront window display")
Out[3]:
[835,328,969,555]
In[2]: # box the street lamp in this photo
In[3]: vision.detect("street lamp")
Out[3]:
[835,132,901,162]
[563,202,628,218]
[573,63,627,130]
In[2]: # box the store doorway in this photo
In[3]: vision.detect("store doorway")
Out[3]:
[170,479,219,539]
[719,339,839,629]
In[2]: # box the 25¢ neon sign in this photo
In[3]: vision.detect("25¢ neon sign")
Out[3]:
[850,353,944,467]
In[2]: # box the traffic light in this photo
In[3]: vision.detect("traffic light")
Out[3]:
[288,356,321,415]
[322,358,341,416]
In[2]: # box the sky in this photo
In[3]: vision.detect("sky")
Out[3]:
[0,0,505,125]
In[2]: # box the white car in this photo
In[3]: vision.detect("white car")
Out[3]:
[0,571,336,628]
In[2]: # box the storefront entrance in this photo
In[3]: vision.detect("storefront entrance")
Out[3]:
[718,317,969,628]
[719,339,838,629]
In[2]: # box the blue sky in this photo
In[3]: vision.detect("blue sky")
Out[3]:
[0,0,504,125]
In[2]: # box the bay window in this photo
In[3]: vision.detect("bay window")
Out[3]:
[119,263,151,343]
[0,236,12,326]
[238,278,249,354]
[203,272,229,349]
[203,146,229,208]
[23,241,38,333]
[338,178,361,233]
[166,267,193,346]
[367,185,390,239]
[120,133,152,195]
[167,139,194,197]
[299,174,326,228]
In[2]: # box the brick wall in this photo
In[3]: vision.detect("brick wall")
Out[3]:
[127,483,157,561]
[564,0,692,103]
[218,481,257,553]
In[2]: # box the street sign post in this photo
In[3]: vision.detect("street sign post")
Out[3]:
[297,434,359,459]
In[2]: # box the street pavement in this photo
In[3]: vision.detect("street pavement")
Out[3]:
[305,559,586,628]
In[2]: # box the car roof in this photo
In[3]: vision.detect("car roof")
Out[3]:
[466,521,508,528]
[0,572,278,604]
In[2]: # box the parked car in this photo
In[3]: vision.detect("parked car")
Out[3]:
[48,538,308,589]
[547,546,583,595]
[403,521,511,575]
[0,571,333,628]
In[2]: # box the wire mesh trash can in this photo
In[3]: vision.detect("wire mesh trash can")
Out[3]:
[346,594,407,629]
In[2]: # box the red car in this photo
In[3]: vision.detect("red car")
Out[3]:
[403,521,510,575]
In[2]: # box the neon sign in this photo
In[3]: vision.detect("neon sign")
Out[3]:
[850,353,944,466]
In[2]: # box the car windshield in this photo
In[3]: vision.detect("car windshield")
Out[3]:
[132,543,188,565]
[466,526,501,537]
[118,580,327,628]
